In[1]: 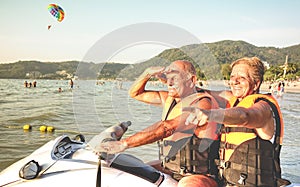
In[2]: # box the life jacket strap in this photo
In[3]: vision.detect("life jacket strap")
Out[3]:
[222,127,255,133]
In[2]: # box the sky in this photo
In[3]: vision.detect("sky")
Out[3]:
[1,0,300,64]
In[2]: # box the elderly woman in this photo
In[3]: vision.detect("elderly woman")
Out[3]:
[184,57,290,186]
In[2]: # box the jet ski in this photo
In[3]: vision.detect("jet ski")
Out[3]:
[0,121,177,187]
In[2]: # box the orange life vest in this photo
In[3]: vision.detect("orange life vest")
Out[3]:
[159,90,221,178]
[219,94,288,186]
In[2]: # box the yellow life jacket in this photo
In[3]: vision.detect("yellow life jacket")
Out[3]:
[159,90,221,178]
[219,93,289,186]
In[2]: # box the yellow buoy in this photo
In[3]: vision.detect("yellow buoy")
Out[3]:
[23,124,32,131]
[46,126,55,133]
[39,125,47,132]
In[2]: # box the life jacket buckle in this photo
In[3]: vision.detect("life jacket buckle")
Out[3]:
[215,124,223,135]
[224,127,230,133]
[238,173,247,185]
[222,127,232,133]
[219,148,225,160]
[164,156,170,163]
[219,160,230,169]
[179,167,186,175]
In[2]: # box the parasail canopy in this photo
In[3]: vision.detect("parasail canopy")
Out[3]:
[48,4,65,22]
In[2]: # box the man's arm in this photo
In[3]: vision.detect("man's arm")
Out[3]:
[124,97,216,148]
[97,113,191,154]
[97,97,214,154]
[122,113,190,148]
[128,67,167,106]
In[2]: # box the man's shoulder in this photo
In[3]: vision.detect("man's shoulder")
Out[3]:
[181,92,213,105]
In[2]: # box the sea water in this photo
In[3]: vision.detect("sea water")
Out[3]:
[0,79,299,183]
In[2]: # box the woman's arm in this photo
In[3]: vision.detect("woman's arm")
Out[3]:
[184,100,275,140]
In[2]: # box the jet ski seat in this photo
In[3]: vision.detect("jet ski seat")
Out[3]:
[110,153,164,185]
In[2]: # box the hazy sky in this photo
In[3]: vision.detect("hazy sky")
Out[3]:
[1,0,299,64]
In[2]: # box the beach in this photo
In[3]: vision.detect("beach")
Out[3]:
[261,81,300,94]
[206,80,300,94]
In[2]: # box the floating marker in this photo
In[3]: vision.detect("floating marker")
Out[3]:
[23,124,32,131]
[46,126,55,133]
[39,125,47,132]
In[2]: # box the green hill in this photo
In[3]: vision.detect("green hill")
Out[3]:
[1,40,299,80]
[119,40,300,80]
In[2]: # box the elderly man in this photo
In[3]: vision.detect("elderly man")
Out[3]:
[98,60,221,187]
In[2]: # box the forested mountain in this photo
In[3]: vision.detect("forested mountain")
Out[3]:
[1,40,299,80]
[0,61,127,80]
[119,40,300,80]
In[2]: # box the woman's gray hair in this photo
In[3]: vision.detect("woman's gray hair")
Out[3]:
[231,57,265,90]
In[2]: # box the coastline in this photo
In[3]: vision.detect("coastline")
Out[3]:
[206,80,300,94]
[260,82,300,94]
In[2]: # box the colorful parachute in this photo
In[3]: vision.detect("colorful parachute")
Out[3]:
[48,4,65,22]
